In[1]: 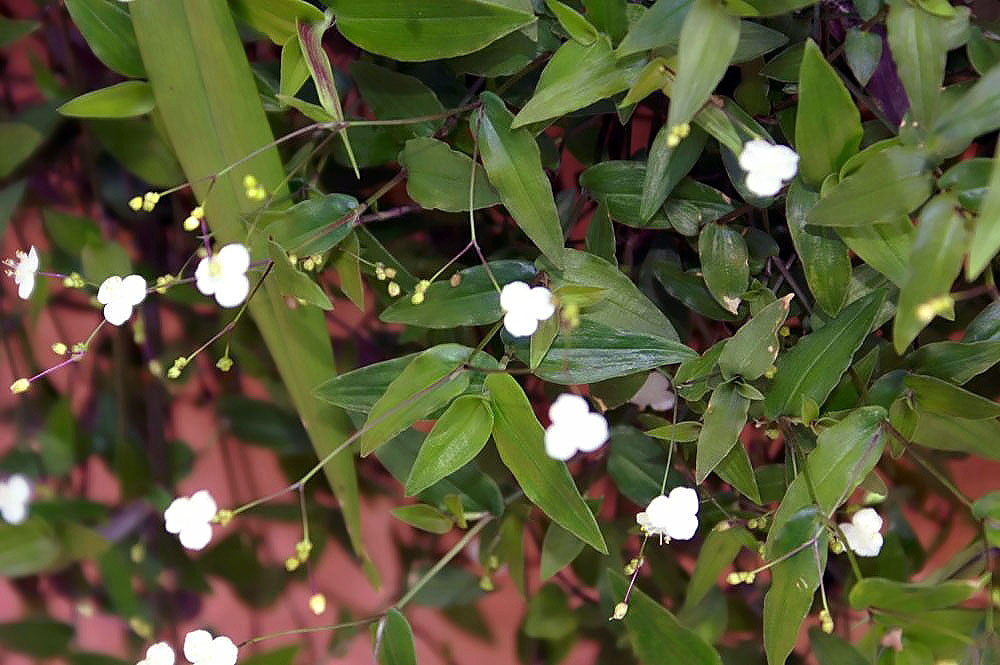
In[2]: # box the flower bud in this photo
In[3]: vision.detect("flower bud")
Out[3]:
[309,593,327,615]
[128,196,143,212]
[51,342,68,355]
[479,575,494,592]
[285,557,300,572]
[216,356,234,372]
[214,509,233,526]
[183,216,200,232]
[9,378,29,394]
[449,273,461,287]
[387,281,400,297]
[727,572,742,585]
[410,292,425,305]
[611,602,629,620]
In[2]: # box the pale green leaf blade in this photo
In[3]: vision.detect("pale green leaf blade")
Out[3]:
[405,395,494,495]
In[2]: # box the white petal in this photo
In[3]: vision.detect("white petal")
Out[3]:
[667,486,700,516]
[738,139,772,171]
[1,500,27,525]
[841,523,882,557]
[544,423,578,461]
[503,310,538,337]
[548,393,590,423]
[209,636,238,665]
[745,170,782,197]
[188,490,218,523]
[217,244,250,274]
[770,145,800,180]
[527,286,555,320]
[97,276,121,305]
[857,531,883,557]
[103,301,134,326]
[636,512,652,530]
[195,257,216,296]
[24,246,39,271]
[184,630,214,664]
[499,281,531,313]
[6,475,30,503]
[665,512,699,540]
[164,497,190,534]
[145,642,175,665]
[214,275,250,308]
[179,522,213,550]
[643,495,673,526]
[630,372,675,411]
[17,273,34,300]
[121,274,148,306]
[852,507,882,534]
[575,412,609,452]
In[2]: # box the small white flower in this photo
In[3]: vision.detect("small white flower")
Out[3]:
[98,274,147,326]
[137,642,175,665]
[195,244,250,308]
[636,487,700,544]
[0,474,31,524]
[500,281,555,337]
[183,630,238,665]
[164,490,218,551]
[738,139,800,197]
[839,507,883,557]
[630,372,676,411]
[543,393,609,461]
[3,246,39,300]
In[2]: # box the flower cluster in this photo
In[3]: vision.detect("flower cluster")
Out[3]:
[500,281,555,337]
[98,275,147,326]
[838,507,883,557]
[543,394,609,461]
[195,243,251,308]
[3,246,38,299]
[164,490,219,551]
[135,630,238,665]
[0,474,31,524]
[636,487,700,544]
[737,139,800,197]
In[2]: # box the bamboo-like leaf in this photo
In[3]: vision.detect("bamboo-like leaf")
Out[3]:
[58,82,155,119]
[696,381,750,483]
[786,181,851,315]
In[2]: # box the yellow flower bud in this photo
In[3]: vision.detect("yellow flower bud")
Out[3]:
[10,378,29,394]
[479,575,495,592]
[183,216,200,232]
[309,593,327,616]
[214,509,234,526]
[411,292,425,305]
[727,572,742,585]
[130,543,145,563]
[216,356,233,372]
[285,557,300,572]
[779,326,791,337]
[302,258,315,271]
[383,267,397,279]
[129,617,153,639]
[611,602,629,620]
[128,196,143,212]
[417,279,431,292]
[449,273,461,287]
[243,174,258,190]
[387,281,401,297]
[51,342,68,356]
[191,206,204,219]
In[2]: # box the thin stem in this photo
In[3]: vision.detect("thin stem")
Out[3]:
[238,618,376,648]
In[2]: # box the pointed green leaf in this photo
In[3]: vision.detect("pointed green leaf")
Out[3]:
[486,373,607,553]
[931,57,1000,158]
[849,576,985,613]
[911,411,1000,460]
[836,215,914,286]
[315,354,418,413]
[58,81,155,119]
[684,526,756,609]
[399,137,499,212]
[374,609,416,665]
[267,241,333,310]
[844,29,883,87]
[545,0,599,44]
[262,193,360,256]
[696,381,750,483]
[966,146,1000,279]
[719,294,792,380]
[390,504,454,534]
[699,222,749,315]
[540,521,587,580]
[615,0,691,58]
[406,395,494,495]
[786,181,851,315]
[887,0,949,126]
[905,373,1000,420]
[905,340,1000,384]
[350,62,445,139]
[640,125,707,222]
[809,629,868,665]
[229,0,323,44]
[65,0,145,78]
[716,441,762,503]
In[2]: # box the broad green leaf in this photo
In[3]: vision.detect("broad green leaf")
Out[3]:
[719,295,792,380]
[610,569,724,665]
[509,317,696,384]
[836,215,914,286]
[315,354,417,413]
[375,609,416,665]
[0,122,44,179]
[905,340,1000,384]
[696,381,750,483]
[581,160,668,227]
[523,583,578,639]
[786,181,851,315]
[89,117,184,187]
[512,36,640,128]
[715,441,762,503]
[406,395,494,495]
[267,241,333,310]
[893,193,967,353]
[327,0,536,62]
[645,421,702,442]
[585,200,617,264]
[545,0,599,44]
[0,16,39,47]
[58,81,155,119]
[477,92,565,268]
[666,0,740,132]
[540,521,586,580]
[733,21,789,63]
[229,0,323,44]
[279,37,309,97]
[966,145,1000,279]
[699,223,749,315]
[0,517,61,578]
[608,425,678,505]
[675,340,726,401]
[796,39,862,187]
[399,138,499,212]
[486,373,607,553]
[350,62,445,139]
[761,42,805,82]
[0,619,74,658]
[651,257,739,322]
[263,193,360,256]
[964,300,1000,341]
[390,504,453,534]
[615,0,691,57]
[764,289,885,418]
[911,412,1000,460]
[764,407,886,665]
[809,629,868,665]
[939,158,992,212]
[381,260,534,328]
[640,125,707,222]
[584,0,627,42]
[844,28,883,87]
[807,147,933,227]
[540,248,679,337]
[132,0,371,573]
[447,30,538,77]
[849,576,985,612]
[887,0,949,127]
[360,345,474,455]
[82,239,131,283]
[905,373,1000,420]
[730,0,816,16]
[684,526,756,609]
[65,0,145,78]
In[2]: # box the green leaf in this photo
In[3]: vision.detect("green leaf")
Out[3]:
[966,145,1000,279]
[893,193,967,353]
[609,569,724,665]
[546,0,598,44]
[88,117,184,187]
[239,646,301,665]
[350,62,445,139]
[82,239,132,283]
[905,373,1000,420]
[911,412,1000,460]
[375,609,417,665]
[836,215,914,286]
[390,504,454,534]
[786,181,851,315]
[699,223,749,315]
[0,517,61,578]
[486,373,607,553]
[887,0,949,127]
[0,122,44,179]
[716,441,762,502]
[719,295,792,380]
[399,137,499,212]
[315,354,417,413]
[267,240,333,310]
[939,158,993,212]
[796,39,862,187]
[447,30,538,77]
[279,37,309,97]
[332,230,365,310]
[645,421,702,442]
[381,260,534,329]
[65,0,145,78]
[640,126,707,222]
[523,583,578,639]
[807,147,933,227]
[733,21,789,63]
[406,395,494,496]
[696,381,750,483]
[263,193,360,256]
[809,629,868,665]
[0,16,39,47]
[905,340,1000,384]
[0,180,26,238]
[360,345,474,455]
[684,526,756,609]
[730,0,816,16]
[228,0,323,44]
[764,289,885,418]
[327,0,536,62]
[581,160,668,227]
[0,619,74,658]
[477,92,565,268]
[615,0,691,58]
[540,521,587,580]
[849,576,985,613]
[651,257,739,322]
[510,317,695,384]
[512,36,640,128]
[844,28,883,87]
[967,25,1000,75]
[666,0,740,132]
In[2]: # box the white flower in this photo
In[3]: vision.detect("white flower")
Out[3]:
[500,281,555,337]
[738,139,800,197]
[0,474,31,524]
[137,642,175,665]
[195,244,250,308]
[183,630,238,665]
[3,246,39,300]
[839,507,883,557]
[164,490,218,551]
[543,393,609,461]
[98,274,147,326]
[630,372,676,411]
[636,487,700,544]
